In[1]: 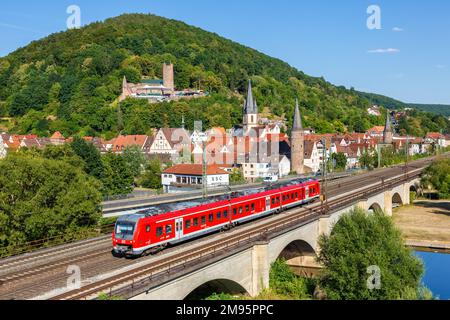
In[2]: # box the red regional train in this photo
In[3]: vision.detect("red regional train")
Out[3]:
[112,179,321,257]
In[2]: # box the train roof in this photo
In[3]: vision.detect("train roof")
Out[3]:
[132,178,318,221]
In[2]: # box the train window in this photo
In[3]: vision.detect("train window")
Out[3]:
[233,208,237,216]
[245,205,250,212]
[282,195,285,201]
[146,225,151,233]
[166,225,172,235]
[272,198,275,205]
[295,192,298,199]
[156,227,163,237]
[239,207,243,214]
[251,203,255,211]
[224,210,228,218]
[217,211,221,220]
[193,218,199,227]
[201,216,206,225]
[209,214,214,222]
[185,220,191,229]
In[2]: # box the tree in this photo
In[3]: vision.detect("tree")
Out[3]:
[358,150,375,170]
[122,146,147,178]
[101,153,135,196]
[317,208,426,300]
[137,158,163,190]
[421,158,450,199]
[331,153,347,171]
[70,136,103,179]
[230,168,245,184]
[0,154,102,247]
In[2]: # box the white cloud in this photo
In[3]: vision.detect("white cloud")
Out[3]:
[368,48,400,54]
[392,27,404,32]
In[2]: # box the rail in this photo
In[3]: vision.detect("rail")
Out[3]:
[50,170,422,300]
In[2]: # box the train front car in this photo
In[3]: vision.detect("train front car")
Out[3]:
[112,214,142,257]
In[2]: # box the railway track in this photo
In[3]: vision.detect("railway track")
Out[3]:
[0,156,441,300]
[49,168,425,300]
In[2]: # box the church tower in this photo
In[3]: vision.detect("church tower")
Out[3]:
[383,111,393,144]
[291,99,305,174]
[243,80,259,133]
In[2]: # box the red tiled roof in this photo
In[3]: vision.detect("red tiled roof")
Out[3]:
[164,164,230,176]
[50,131,65,140]
[426,132,444,139]
[112,135,148,150]
[367,126,385,133]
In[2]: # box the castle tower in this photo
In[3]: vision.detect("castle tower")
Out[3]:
[119,76,131,102]
[291,99,305,174]
[243,80,259,132]
[383,111,393,144]
[163,63,175,93]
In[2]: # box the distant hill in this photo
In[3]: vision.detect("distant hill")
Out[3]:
[0,13,448,137]
[407,104,450,117]
[357,91,450,117]
[356,91,406,110]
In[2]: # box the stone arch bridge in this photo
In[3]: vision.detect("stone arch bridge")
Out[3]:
[130,176,421,300]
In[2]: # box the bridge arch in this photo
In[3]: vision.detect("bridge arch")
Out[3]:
[368,202,383,213]
[392,192,403,208]
[184,279,248,300]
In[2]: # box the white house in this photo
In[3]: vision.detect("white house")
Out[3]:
[162,164,230,193]
[304,141,321,173]
[242,162,273,182]
[268,155,291,178]
[425,132,446,148]
[150,128,191,155]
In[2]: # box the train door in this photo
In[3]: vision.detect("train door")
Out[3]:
[305,187,309,201]
[266,197,271,212]
[175,218,184,240]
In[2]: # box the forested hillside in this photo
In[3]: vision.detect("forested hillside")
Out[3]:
[408,104,450,117]
[0,13,448,138]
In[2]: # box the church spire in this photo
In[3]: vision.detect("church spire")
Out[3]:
[244,79,257,115]
[293,99,303,132]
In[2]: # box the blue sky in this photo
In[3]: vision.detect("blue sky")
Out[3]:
[0,0,449,104]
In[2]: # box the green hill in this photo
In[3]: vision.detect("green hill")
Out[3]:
[407,104,450,117]
[356,91,406,110]
[0,13,448,138]
[357,91,450,117]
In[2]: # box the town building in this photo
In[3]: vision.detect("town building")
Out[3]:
[367,126,385,138]
[150,128,191,156]
[111,135,151,154]
[162,164,230,193]
[303,141,321,173]
[425,132,446,148]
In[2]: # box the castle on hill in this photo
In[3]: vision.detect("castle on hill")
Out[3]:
[120,63,206,103]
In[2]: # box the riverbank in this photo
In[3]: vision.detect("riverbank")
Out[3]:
[393,200,450,248]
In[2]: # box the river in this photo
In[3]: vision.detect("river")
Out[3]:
[416,251,450,300]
